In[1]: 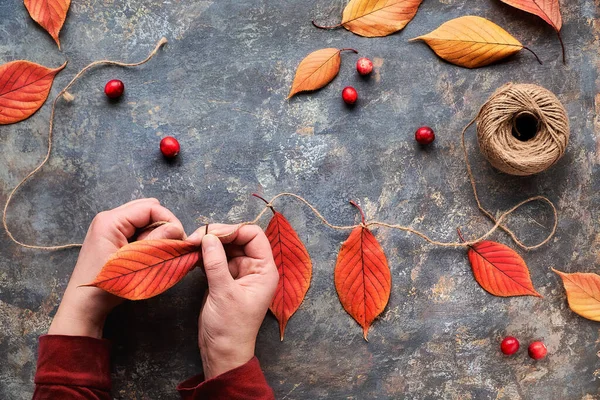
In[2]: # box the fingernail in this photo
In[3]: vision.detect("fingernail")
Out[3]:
[202,234,219,252]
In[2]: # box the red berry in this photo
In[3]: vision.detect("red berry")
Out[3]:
[528,341,547,360]
[415,126,435,145]
[104,79,124,99]
[500,336,520,355]
[160,136,180,158]
[342,86,358,105]
[356,57,373,75]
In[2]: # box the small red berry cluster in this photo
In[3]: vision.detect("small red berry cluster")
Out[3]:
[103,79,180,159]
[501,336,548,360]
[341,57,373,105]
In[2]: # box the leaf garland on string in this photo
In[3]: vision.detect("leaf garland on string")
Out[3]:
[24,0,71,49]
[312,0,423,37]
[411,16,542,68]
[465,238,541,297]
[0,60,66,125]
[498,0,565,62]
[83,239,201,300]
[334,201,391,340]
[288,48,357,98]
[254,195,313,341]
[553,269,600,322]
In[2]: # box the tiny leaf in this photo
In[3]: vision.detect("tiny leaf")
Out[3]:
[24,0,71,48]
[84,239,201,300]
[411,16,541,68]
[0,60,66,125]
[468,240,541,297]
[553,269,600,322]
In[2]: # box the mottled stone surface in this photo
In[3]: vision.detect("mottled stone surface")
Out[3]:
[1,0,599,398]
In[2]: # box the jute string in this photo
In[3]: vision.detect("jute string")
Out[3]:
[3,58,560,250]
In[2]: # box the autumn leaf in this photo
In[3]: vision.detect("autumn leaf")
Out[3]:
[466,239,541,297]
[498,0,565,62]
[84,239,201,300]
[313,0,423,37]
[288,48,357,98]
[553,269,600,322]
[254,195,312,341]
[24,0,71,49]
[0,60,66,125]
[410,16,542,68]
[334,201,391,340]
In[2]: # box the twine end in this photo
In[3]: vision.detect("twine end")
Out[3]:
[62,91,75,102]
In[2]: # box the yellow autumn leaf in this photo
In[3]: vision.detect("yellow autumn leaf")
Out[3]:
[410,16,541,68]
[288,48,356,98]
[553,269,600,322]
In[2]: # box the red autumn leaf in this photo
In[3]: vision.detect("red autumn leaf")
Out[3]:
[24,0,71,48]
[334,201,391,340]
[258,197,312,341]
[467,240,541,297]
[0,60,66,125]
[84,239,201,300]
[498,0,565,62]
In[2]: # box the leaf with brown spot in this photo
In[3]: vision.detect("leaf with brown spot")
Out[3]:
[410,16,542,68]
[24,0,71,49]
[0,60,66,125]
[83,239,201,300]
[288,48,357,98]
[553,269,600,322]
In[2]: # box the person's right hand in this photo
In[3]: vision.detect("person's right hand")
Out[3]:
[186,224,278,379]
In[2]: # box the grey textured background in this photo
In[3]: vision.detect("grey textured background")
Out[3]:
[1,0,599,398]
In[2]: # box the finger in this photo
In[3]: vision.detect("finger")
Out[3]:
[221,225,272,261]
[109,201,185,239]
[138,223,186,241]
[202,234,234,291]
[187,223,237,245]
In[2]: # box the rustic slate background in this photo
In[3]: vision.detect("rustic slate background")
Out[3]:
[1,0,599,398]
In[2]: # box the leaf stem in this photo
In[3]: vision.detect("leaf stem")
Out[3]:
[339,48,358,54]
[252,193,275,214]
[556,31,566,64]
[205,223,209,235]
[522,46,543,65]
[456,228,466,243]
[312,20,343,30]
[349,200,366,225]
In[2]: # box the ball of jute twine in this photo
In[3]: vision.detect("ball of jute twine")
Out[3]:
[476,83,569,176]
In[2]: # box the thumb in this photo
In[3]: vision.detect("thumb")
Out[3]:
[202,234,233,291]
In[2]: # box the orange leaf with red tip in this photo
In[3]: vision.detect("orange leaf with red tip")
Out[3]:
[84,239,201,300]
[24,0,71,48]
[553,269,600,322]
[334,201,391,340]
[260,201,312,341]
[0,60,66,125]
[467,240,541,297]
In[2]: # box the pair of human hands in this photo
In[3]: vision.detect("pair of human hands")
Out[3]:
[48,198,279,379]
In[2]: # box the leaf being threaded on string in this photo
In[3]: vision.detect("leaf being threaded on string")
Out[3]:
[264,209,312,341]
[24,0,71,48]
[334,202,391,340]
[553,269,600,322]
[288,48,356,98]
[467,240,541,297]
[84,239,201,300]
[313,0,423,37]
[498,0,565,62]
[411,16,541,68]
[0,61,66,125]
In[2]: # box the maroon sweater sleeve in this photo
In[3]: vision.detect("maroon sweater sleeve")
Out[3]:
[177,357,275,400]
[33,335,111,400]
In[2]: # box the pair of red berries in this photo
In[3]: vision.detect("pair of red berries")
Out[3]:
[501,337,547,360]
[341,57,374,105]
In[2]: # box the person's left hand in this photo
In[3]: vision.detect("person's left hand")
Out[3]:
[48,198,186,339]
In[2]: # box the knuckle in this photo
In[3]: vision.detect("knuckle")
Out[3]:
[203,258,225,272]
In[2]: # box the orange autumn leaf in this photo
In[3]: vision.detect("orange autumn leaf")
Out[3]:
[0,60,66,125]
[553,269,600,322]
[467,240,541,297]
[334,201,391,340]
[288,48,356,98]
[411,16,541,68]
[261,202,312,341]
[84,239,201,300]
[24,0,71,49]
[498,0,565,62]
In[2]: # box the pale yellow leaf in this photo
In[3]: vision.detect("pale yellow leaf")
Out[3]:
[411,16,539,68]
[288,48,353,98]
[341,0,423,37]
[553,269,600,322]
